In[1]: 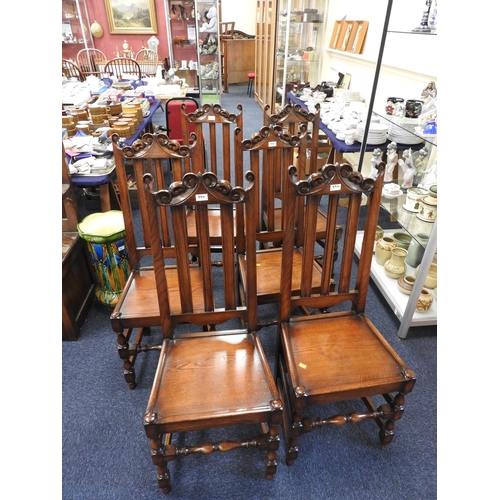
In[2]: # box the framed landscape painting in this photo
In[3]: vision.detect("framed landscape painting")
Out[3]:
[104,0,158,34]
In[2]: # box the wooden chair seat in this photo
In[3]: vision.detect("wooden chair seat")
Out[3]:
[239,248,326,304]
[147,332,278,428]
[110,266,206,327]
[281,314,411,398]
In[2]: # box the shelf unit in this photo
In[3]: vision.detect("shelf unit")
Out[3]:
[275,0,328,111]
[357,0,437,339]
[164,0,222,102]
[194,0,222,103]
[62,0,94,61]
[165,0,200,95]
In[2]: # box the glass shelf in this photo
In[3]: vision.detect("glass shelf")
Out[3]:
[379,180,436,253]
[374,111,437,148]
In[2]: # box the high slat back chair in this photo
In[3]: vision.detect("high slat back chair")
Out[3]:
[135,48,159,77]
[235,124,330,318]
[276,162,416,466]
[110,132,196,389]
[104,57,142,80]
[62,59,84,81]
[76,48,108,78]
[180,103,244,250]
[266,103,343,264]
[141,169,283,495]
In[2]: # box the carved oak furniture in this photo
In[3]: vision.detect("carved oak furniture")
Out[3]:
[110,132,195,388]
[141,170,282,494]
[275,162,416,465]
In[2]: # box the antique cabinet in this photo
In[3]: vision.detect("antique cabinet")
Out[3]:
[220,32,256,92]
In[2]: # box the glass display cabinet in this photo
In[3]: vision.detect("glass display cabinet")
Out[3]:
[165,0,200,95]
[62,0,94,61]
[194,0,222,103]
[275,0,328,110]
[165,0,222,102]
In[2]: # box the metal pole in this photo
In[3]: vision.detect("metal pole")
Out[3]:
[358,0,393,171]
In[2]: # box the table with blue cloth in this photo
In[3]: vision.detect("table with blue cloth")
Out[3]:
[68,98,162,212]
[286,92,424,164]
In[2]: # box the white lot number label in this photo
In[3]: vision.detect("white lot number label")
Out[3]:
[330,184,341,191]
[196,194,208,201]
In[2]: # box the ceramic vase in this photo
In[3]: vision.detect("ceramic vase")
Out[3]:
[415,262,437,289]
[405,233,429,268]
[392,231,412,251]
[397,275,416,295]
[416,288,434,312]
[384,247,408,279]
[375,236,397,265]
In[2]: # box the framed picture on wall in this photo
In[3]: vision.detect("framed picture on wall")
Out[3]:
[337,21,354,51]
[104,0,158,34]
[329,20,345,50]
[347,21,369,54]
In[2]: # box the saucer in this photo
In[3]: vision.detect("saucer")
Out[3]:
[382,190,403,199]
[403,203,419,212]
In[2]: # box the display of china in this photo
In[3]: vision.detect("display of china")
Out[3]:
[415,262,437,289]
[416,287,434,312]
[384,247,408,279]
[397,274,416,295]
[405,233,429,268]
[417,195,437,222]
[375,225,384,242]
[392,231,412,251]
[375,236,397,265]
[404,186,428,212]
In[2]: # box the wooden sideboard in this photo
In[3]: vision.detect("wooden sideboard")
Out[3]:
[220,36,255,92]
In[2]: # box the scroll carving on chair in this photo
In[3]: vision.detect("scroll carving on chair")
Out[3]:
[275,161,417,466]
[141,169,282,494]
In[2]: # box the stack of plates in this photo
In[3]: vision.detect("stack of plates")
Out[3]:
[388,123,423,145]
[355,122,388,145]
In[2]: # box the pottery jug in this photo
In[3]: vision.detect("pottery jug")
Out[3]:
[384,247,408,279]
[375,236,397,265]
[416,288,434,312]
